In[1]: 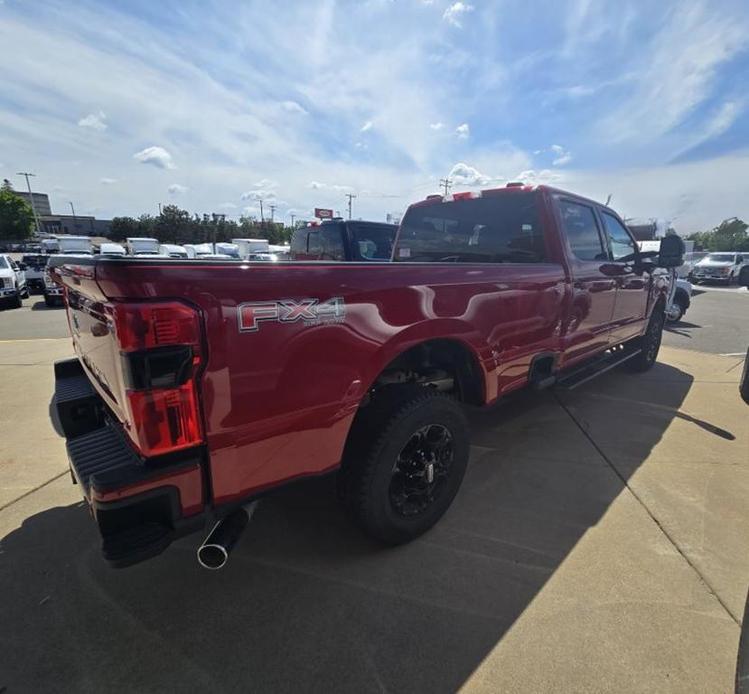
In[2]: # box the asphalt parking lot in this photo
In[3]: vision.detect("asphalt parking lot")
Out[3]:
[1,288,747,692]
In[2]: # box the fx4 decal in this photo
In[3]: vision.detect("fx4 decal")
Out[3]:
[238,297,346,332]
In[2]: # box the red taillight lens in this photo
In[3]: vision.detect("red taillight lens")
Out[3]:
[113,302,201,352]
[125,384,202,457]
[114,301,204,457]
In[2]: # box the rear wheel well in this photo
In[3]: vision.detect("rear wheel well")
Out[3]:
[367,339,484,407]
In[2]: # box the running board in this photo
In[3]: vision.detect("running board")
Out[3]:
[555,348,642,391]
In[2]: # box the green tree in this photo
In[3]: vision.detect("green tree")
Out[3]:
[110,216,140,241]
[0,187,34,241]
[687,218,749,252]
[155,205,193,243]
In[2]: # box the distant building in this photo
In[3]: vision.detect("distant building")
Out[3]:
[13,188,112,237]
[15,190,52,216]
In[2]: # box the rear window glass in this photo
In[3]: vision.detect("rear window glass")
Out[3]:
[349,223,396,260]
[395,192,545,263]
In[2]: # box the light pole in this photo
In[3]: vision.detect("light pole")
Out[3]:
[346,193,357,219]
[16,172,41,234]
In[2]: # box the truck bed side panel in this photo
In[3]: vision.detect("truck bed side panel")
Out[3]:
[91,261,566,504]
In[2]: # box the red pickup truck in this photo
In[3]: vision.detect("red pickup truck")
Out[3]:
[51,184,680,569]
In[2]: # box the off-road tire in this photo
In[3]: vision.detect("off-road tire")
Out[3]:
[342,385,470,545]
[625,304,665,372]
[10,292,22,309]
[666,294,686,323]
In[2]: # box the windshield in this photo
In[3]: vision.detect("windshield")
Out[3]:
[22,255,49,266]
[350,223,396,260]
[706,253,735,262]
[0,257,9,269]
[396,192,545,263]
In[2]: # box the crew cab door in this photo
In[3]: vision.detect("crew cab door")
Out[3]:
[597,209,650,343]
[556,197,617,363]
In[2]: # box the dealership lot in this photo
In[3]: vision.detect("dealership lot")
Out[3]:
[0,290,748,692]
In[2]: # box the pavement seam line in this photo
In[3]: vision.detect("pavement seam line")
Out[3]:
[0,470,70,513]
[553,392,741,626]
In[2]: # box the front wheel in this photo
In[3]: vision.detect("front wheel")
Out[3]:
[626,304,665,372]
[342,386,470,544]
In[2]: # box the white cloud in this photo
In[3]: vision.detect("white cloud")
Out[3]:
[242,206,260,217]
[599,4,747,143]
[429,122,444,131]
[448,162,493,186]
[443,2,473,27]
[455,123,470,139]
[515,169,563,185]
[218,202,238,209]
[133,146,175,169]
[280,100,307,115]
[100,177,117,185]
[689,100,743,149]
[167,183,188,195]
[360,120,373,132]
[78,110,107,131]
[241,178,278,201]
[550,144,573,166]
[307,181,353,191]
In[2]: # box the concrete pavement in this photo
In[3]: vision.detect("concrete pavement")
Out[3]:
[0,340,747,692]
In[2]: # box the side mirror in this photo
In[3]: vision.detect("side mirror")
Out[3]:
[656,235,684,268]
[17,263,27,271]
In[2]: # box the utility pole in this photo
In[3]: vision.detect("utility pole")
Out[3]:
[269,204,276,223]
[439,178,452,196]
[259,198,264,223]
[346,193,357,220]
[16,172,41,234]
[158,202,162,215]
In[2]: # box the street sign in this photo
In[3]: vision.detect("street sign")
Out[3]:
[315,208,334,219]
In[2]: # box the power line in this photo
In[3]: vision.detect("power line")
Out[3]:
[16,172,41,234]
[439,177,452,196]
[346,193,357,219]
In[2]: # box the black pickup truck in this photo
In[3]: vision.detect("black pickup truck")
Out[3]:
[290,219,397,261]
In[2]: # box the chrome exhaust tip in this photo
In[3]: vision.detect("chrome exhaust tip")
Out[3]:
[197,502,257,570]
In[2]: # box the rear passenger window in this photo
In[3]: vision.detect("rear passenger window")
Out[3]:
[320,227,345,260]
[600,211,637,261]
[307,231,322,257]
[559,200,607,261]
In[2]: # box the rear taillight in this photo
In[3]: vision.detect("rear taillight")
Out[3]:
[113,301,204,457]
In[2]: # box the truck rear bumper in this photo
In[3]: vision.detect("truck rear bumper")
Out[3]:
[54,358,206,567]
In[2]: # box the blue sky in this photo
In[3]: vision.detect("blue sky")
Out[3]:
[1,0,748,232]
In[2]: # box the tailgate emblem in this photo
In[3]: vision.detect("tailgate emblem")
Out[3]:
[238,297,345,332]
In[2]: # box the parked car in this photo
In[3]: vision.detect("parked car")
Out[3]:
[43,266,64,307]
[680,251,708,279]
[691,252,746,284]
[184,243,214,259]
[0,254,28,308]
[667,278,692,322]
[126,237,160,256]
[50,184,680,569]
[99,243,127,257]
[159,244,188,259]
[290,219,397,261]
[19,254,49,293]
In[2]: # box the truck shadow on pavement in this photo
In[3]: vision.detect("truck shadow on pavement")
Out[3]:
[1,361,730,693]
